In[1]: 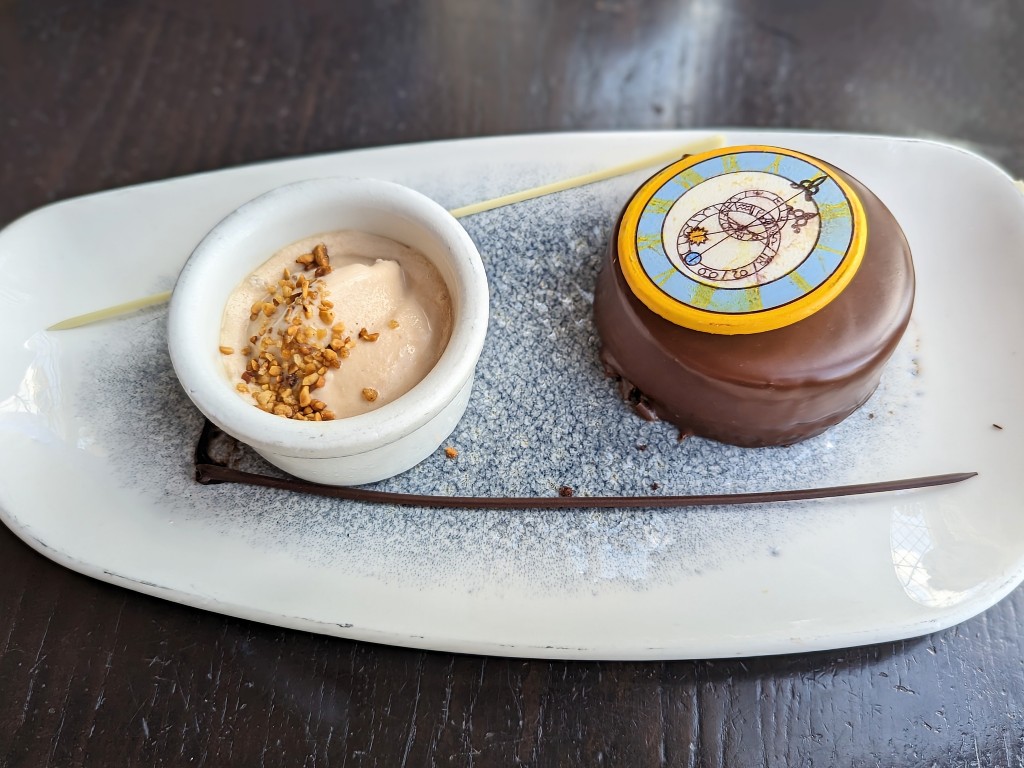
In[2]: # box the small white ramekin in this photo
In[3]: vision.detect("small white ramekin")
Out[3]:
[168,177,489,485]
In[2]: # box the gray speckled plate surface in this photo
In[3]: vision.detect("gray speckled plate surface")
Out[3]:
[1,131,1022,659]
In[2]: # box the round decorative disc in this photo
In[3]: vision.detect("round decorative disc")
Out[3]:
[617,145,867,334]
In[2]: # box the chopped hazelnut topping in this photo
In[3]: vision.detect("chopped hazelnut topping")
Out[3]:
[388,319,400,329]
[359,327,380,342]
[233,243,351,422]
[444,446,458,459]
[361,387,379,402]
[219,345,235,355]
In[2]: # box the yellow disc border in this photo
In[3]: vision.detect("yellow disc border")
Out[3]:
[617,144,868,335]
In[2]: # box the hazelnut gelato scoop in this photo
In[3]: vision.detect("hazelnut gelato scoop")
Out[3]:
[219,230,452,420]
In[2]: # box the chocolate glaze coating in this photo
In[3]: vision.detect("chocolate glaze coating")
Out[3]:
[594,166,915,447]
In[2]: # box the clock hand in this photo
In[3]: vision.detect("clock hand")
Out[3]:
[690,203,787,256]
[740,187,815,229]
[691,186,816,240]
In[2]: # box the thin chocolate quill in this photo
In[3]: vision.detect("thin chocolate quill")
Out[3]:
[194,421,976,511]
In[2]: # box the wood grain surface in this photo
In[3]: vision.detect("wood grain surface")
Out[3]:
[2,1,1023,765]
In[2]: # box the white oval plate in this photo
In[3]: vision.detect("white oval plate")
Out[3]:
[1,130,1022,660]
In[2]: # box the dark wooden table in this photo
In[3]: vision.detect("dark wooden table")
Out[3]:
[3,1,1023,765]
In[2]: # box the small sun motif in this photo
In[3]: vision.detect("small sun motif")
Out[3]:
[685,226,709,245]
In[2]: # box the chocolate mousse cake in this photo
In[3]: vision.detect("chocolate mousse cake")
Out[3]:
[594,145,915,447]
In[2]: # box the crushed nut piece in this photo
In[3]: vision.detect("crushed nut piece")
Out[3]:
[219,345,235,355]
[388,319,400,329]
[444,446,458,459]
[361,387,379,402]
[311,244,332,276]
[359,328,380,342]
[312,243,328,267]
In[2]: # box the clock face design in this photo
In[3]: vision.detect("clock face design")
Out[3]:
[618,146,866,334]
[665,171,822,289]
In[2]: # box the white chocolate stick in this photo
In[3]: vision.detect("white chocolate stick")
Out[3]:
[47,290,174,331]
[46,135,726,331]
[447,134,725,218]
